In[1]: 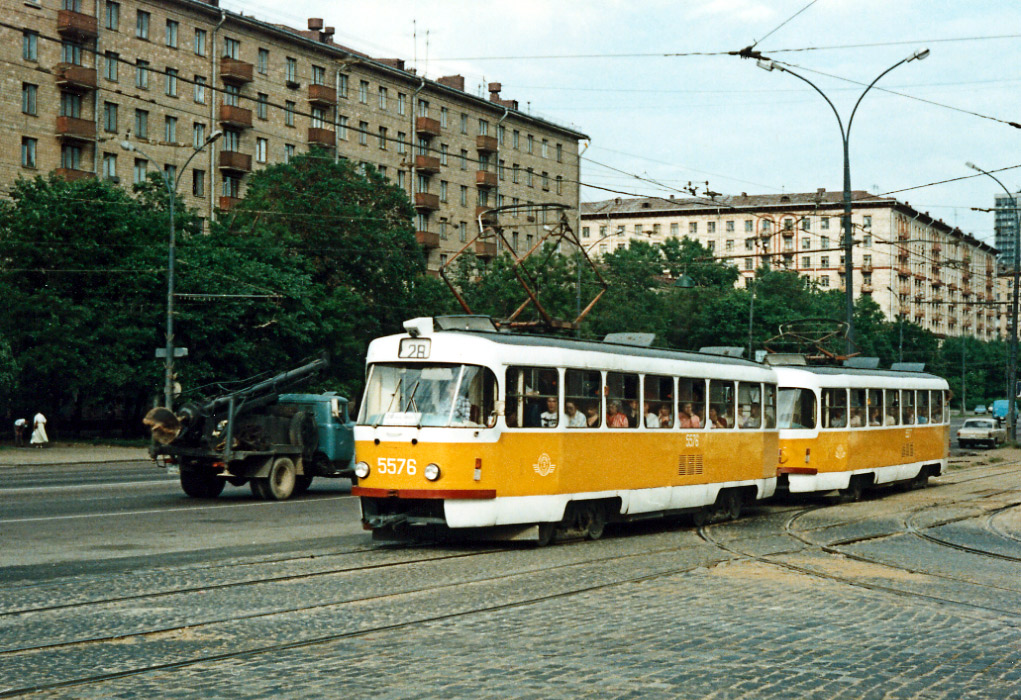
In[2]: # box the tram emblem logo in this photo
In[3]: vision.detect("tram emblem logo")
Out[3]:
[835,445,847,460]
[533,453,556,477]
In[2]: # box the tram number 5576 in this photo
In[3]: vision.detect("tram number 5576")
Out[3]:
[378,458,417,475]
[685,434,699,447]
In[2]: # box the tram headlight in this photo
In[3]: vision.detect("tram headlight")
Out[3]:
[354,461,370,479]
[424,463,441,481]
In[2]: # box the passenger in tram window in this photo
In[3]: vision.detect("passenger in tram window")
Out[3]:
[741,404,761,429]
[849,407,864,427]
[709,406,728,429]
[585,404,600,427]
[643,402,658,428]
[830,407,847,428]
[625,399,640,427]
[524,397,543,427]
[869,407,882,426]
[607,400,629,428]
[658,404,673,428]
[540,396,559,428]
[678,402,701,429]
[885,409,898,426]
[565,401,587,428]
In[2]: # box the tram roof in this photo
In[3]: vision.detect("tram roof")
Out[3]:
[444,328,763,368]
[775,365,944,381]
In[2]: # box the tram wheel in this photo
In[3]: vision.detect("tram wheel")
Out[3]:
[691,507,711,528]
[721,490,742,521]
[839,476,866,503]
[910,468,929,490]
[535,523,556,547]
[578,504,607,540]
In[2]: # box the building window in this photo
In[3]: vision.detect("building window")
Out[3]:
[820,276,830,287]
[258,49,270,75]
[802,217,811,231]
[105,2,119,31]
[762,220,772,233]
[21,84,37,115]
[460,185,468,207]
[22,31,38,60]
[478,118,489,136]
[133,158,147,184]
[257,93,268,120]
[285,57,297,83]
[192,169,205,197]
[310,106,326,129]
[224,84,240,107]
[460,113,468,134]
[166,19,178,48]
[820,217,829,229]
[338,74,348,98]
[802,237,811,249]
[556,143,563,163]
[440,180,448,203]
[670,222,679,236]
[193,122,205,148]
[527,134,534,154]
[21,138,36,168]
[440,143,448,165]
[359,80,369,104]
[745,258,754,271]
[59,91,82,118]
[460,149,468,170]
[863,215,872,229]
[396,132,406,155]
[512,130,520,149]
[61,40,82,65]
[256,138,267,163]
[378,86,387,110]
[165,68,178,97]
[101,51,118,82]
[285,101,295,127]
[60,144,82,170]
[102,153,116,180]
[338,116,348,140]
[136,10,149,39]
[541,139,548,157]
[820,236,829,249]
[541,172,550,190]
[725,239,734,251]
[821,256,829,267]
[194,29,206,56]
[439,106,449,127]
[134,109,148,139]
[135,59,149,89]
[745,238,754,251]
[741,220,751,233]
[397,92,406,116]
[224,37,240,60]
[526,168,534,187]
[164,116,177,143]
[103,102,117,132]
[512,164,520,183]
[802,256,811,268]
[459,222,468,242]
[708,221,717,233]
[358,121,368,146]
[284,144,295,163]
[222,129,239,151]
[222,175,240,198]
[689,222,697,234]
[194,76,206,104]
[378,127,387,150]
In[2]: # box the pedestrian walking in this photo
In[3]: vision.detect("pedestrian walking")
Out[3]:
[13,417,27,446]
[30,412,48,448]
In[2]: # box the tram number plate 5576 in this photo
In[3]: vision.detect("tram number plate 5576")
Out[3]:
[399,338,431,359]
[378,458,417,475]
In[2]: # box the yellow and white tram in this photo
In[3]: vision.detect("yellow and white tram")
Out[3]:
[352,317,778,543]
[774,365,950,499]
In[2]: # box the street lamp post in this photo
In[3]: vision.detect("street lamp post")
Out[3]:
[121,131,222,410]
[967,161,1021,442]
[756,49,930,355]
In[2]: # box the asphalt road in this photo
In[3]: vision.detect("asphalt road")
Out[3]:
[2,457,1020,699]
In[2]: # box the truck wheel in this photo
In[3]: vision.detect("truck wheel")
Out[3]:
[180,470,225,498]
[265,457,297,500]
[294,475,313,495]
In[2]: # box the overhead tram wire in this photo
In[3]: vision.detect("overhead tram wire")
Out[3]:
[746,0,820,51]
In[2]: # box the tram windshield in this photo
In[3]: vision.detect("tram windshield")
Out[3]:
[359,363,497,428]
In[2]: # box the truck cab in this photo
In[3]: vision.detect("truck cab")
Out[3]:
[278,392,356,477]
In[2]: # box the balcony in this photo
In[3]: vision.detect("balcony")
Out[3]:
[932,243,942,253]
[476,135,498,153]
[414,155,441,174]
[861,262,873,273]
[57,9,97,40]
[475,206,497,223]
[218,104,252,129]
[897,265,910,277]
[307,83,337,105]
[219,195,242,211]
[475,240,498,259]
[414,192,440,210]
[476,170,498,188]
[55,116,96,141]
[861,283,874,293]
[308,127,335,147]
[415,117,441,138]
[218,150,252,173]
[55,64,97,92]
[415,231,440,249]
[54,167,94,182]
[219,57,253,85]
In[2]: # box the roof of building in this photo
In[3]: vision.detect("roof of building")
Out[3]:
[581,190,997,255]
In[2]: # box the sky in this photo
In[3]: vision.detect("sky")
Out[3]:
[220,0,1021,246]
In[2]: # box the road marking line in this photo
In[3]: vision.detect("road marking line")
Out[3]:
[0,480,171,493]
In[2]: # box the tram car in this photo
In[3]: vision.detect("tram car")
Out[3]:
[774,364,950,499]
[352,317,778,543]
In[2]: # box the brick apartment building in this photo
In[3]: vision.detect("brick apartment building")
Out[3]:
[7,0,587,269]
[581,191,1005,340]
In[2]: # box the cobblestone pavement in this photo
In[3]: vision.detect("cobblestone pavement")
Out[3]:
[2,457,1020,699]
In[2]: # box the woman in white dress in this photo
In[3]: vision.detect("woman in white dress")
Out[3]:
[30,412,48,447]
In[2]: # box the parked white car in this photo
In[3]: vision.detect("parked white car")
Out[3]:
[957,418,1006,449]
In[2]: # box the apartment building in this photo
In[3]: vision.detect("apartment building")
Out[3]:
[7,0,586,269]
[581,190,1005,340]
[994,190,1021,271]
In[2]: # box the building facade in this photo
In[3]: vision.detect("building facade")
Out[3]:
[994,191,1021,270]
[7,0,586,269]
[581,191,1005,340]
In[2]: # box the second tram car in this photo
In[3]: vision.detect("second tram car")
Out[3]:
[352,317,778,543]
[774,365,950,499]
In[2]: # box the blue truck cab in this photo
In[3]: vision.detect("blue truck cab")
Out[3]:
[991,399,1009,426]
[278,392,356,477]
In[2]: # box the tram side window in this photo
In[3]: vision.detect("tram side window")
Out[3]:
[708,379,735,429]
[644,375,674,428]
[455,365,498,427]
[823,388,847,428]
[505,366,558,428]
[738,382,762,429]
[867,389,884,426]
[849,389,867,428]
[901,389,915,425]
[566,369,601,428]
[777,388,816,429]
[917,390,930,424]
[763,384,777,429]
[678,378,705,429]
[606,371,639,428]
[884,389,900,425]
[932,390,945,424]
